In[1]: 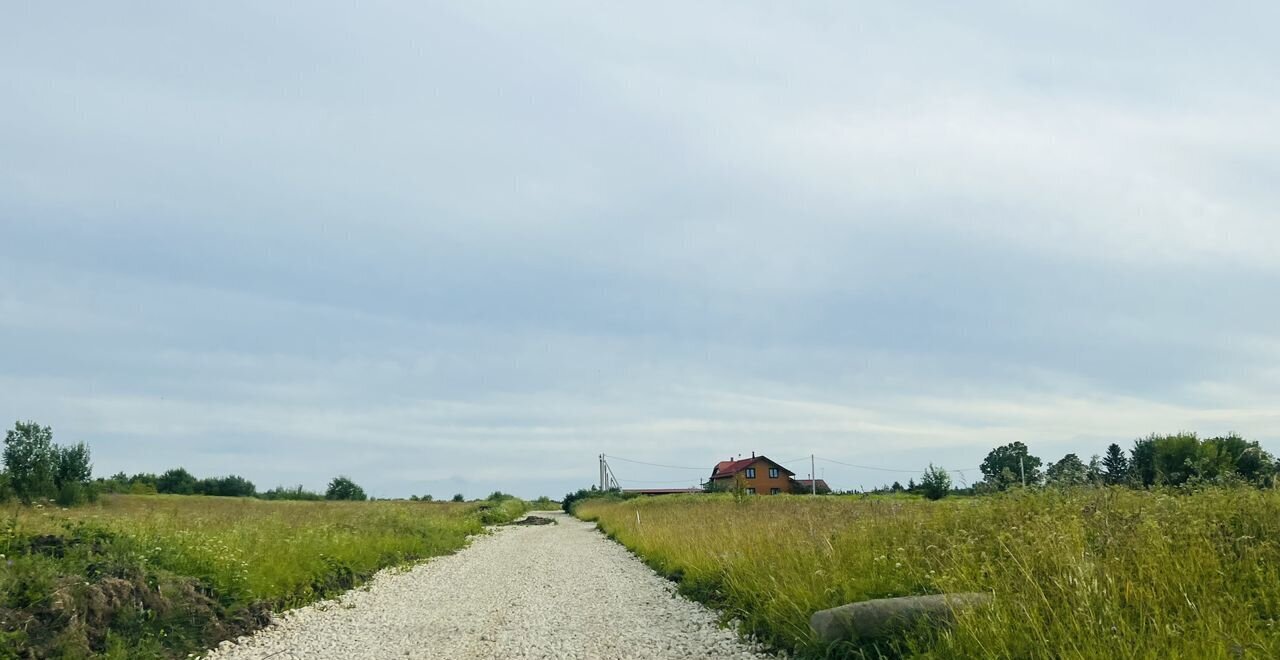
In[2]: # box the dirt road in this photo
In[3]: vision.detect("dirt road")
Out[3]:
[205,510,770,659]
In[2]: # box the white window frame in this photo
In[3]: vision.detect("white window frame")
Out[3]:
[745,467,756,478]
[769,467,779,478]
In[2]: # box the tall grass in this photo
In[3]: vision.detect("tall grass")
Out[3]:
[577,488,1280,658]
[1,494,528,658]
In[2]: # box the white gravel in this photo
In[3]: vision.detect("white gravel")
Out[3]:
[204,511,773,659]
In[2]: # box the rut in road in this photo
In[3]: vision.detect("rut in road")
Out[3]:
[206,510,773,660]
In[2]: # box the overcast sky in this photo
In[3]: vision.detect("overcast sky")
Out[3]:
[3,2,1278,498]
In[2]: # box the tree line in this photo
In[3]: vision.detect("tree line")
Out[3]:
[1,421,94,505]
[880,432,1276,501]
[92,469,374,501]
[1,420,387,504]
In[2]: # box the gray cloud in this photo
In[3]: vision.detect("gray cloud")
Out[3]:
[2,2,1278,497]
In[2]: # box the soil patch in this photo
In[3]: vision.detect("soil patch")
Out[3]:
[509,516,555,526]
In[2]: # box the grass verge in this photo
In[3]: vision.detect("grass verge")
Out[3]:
[576,488,1280,659]
[1,494,527,658]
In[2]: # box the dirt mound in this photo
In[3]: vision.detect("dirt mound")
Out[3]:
[509,516,555,526]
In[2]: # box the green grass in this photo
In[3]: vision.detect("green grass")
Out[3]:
[576,488,1280,659]
[1,494,528,658]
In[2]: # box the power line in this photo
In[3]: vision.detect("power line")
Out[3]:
[604,455,709,471]
[604,452,979,478]
[616,478,705,485]
[816,456,979,474]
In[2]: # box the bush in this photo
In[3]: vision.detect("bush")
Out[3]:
[325,476,367,501]
[260,485,324,501]
[451,493,465,502]
[195,475,257,498]
[561,486,626,513]
[157,468,198,494]
[530,495,557,510]
[55,481,85,506]
[919,463,952,500]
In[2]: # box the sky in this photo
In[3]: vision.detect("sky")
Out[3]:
[2,2,1279,498]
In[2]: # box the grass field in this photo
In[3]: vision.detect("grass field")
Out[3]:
[1,494,528,658]
[576,488,1280,659]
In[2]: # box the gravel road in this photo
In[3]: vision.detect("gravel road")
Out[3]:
[205,511,772,659]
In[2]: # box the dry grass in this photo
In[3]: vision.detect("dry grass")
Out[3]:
[577,488,1280,659]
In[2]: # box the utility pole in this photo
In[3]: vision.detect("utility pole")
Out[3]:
[1020,456,1026,488]
[599,454,606,491]
[811,454,817,495]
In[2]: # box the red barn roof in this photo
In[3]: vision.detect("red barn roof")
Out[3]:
[710,455,795,479]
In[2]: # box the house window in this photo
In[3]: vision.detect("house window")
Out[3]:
[770,488,780,495]
[746,488,756,495]
[745,468,756,478]
[769,468,779,478]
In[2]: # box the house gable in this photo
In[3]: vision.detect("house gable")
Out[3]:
[710,455,795,480]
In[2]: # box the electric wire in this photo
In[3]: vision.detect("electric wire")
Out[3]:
[603,455,709,471]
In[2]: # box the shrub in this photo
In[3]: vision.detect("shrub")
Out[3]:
[260,485,324,501]
[195,475,257,498]
[325,476,367,501]
[450,493,465,502]
[157,468,198,494]
[919,463,952,500]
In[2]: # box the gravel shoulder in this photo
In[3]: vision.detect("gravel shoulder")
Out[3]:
[205,511,772,659]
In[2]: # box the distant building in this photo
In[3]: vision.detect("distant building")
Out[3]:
[622,487,702,496]
[790,478,832,494]
[707,454,795,495]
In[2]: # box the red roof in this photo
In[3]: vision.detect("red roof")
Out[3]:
[710,456,795,479]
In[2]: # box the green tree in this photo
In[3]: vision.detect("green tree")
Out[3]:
[979,441,1042,490]
[919,464,952,500]
[1087,454,1104,485]
[194,475,257,497]
[326,476,368,501]
[1197,434,1274,485]
[3,421,56,503]
[1101,443,1129,485]
[1045,453,1089,487]
[54,443,92,485]
[451,493,465,502]
[53,442,93,505]
[1153,433,1200,486]
[1130,437,1157,486]
[157,467,198,494]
